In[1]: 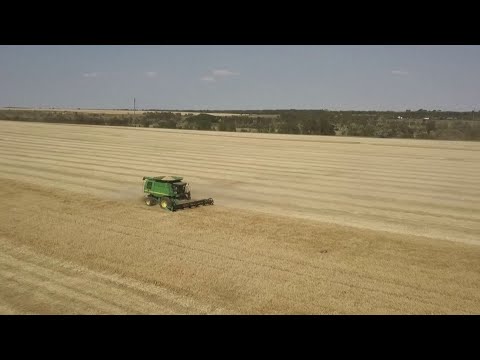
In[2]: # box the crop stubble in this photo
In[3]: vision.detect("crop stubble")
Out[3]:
[0,120,479,314]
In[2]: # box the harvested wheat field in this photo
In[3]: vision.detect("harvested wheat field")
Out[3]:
[0,120,479,314]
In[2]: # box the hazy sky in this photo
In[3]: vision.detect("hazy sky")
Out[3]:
[0,45,479,111]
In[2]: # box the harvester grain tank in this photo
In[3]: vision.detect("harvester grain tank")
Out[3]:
[142,176,214,211]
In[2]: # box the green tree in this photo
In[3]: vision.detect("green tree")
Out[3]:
[426,120,436,134]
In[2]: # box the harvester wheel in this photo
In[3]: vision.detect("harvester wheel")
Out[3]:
[145,197,156,206]
[160,197,172,210]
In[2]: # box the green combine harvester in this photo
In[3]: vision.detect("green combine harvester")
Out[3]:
[142,176,214,211]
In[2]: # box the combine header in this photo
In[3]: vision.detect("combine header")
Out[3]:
[142,176,214,211]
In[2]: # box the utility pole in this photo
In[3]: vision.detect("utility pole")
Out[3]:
[134,98,136,116]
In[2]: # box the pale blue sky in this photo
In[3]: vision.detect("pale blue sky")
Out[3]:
[0,45,479,111]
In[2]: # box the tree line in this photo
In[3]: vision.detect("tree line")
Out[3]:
[1,109,479,141]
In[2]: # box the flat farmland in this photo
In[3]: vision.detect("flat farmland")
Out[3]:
[0,107,275,117]
[0,120,479,314]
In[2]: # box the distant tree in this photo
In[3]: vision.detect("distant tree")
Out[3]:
[140,117,150,128]
[157,119,176,128]
[218,119,227,131]
[303,118,319,134]
[362,123,376,137]
[426,120,436,134]
[318,118,335,135]
[185,113,218,130]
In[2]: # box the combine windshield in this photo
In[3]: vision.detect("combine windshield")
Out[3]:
[174,183,186,193]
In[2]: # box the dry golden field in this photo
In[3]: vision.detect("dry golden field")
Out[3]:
[0,120,479,314]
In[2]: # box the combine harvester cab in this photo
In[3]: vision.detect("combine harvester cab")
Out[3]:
[142,176,214,211]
